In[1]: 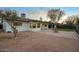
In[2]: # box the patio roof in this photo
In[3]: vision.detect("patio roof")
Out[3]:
[16,18,49,23]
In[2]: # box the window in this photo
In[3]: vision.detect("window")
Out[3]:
[37,25,40,28]
[45,24,47,27]
[33,26,36,28]
[37,23,40,28]
[32,24,36,28]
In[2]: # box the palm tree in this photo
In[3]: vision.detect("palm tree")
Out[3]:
[47,9,64,32]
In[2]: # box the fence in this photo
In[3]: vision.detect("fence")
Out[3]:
[75,25,79,34]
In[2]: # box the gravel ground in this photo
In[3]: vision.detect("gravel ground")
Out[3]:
[0,31,79,52]
[37,30,78,39]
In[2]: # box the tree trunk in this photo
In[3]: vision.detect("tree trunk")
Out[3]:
[11,24,17,38]
[54,24,57,30]
[13,27,17,38]
[53,24,58,32]
[7,21,17,38]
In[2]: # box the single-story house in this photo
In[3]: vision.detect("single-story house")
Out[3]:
[0,18,49,32]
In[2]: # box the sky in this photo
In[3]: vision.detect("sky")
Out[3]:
[0,7,79,22]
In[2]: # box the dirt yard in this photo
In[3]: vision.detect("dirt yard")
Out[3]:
[0,31,79,52]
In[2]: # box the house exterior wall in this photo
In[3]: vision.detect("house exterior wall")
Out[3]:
[3,21,13,32]
[2,21,30,32]
[31,28,41,32]
[29,21,49,32]
[29,22,41,32]
[1,20,49,32]
[16,22,30,32]
[41,23,48,30]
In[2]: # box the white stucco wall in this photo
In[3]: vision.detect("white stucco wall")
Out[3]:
[16,22,30,32]
[2,21,30,32]
[30,28,41,32]
[2,21,41,32]
[3,21,13,32]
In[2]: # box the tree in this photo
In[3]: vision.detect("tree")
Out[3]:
[65,15,79,25]
[0,9,5,23]
[74,17,79,33]
[5,10,18,38]
[47,9,64,32]
[74,17,79,25]
[65,16,74,25]
[0,9,18,38]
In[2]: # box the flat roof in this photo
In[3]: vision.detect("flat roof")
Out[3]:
[16,18,49,23]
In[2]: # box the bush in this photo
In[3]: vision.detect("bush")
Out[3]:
[56,24,74,29]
